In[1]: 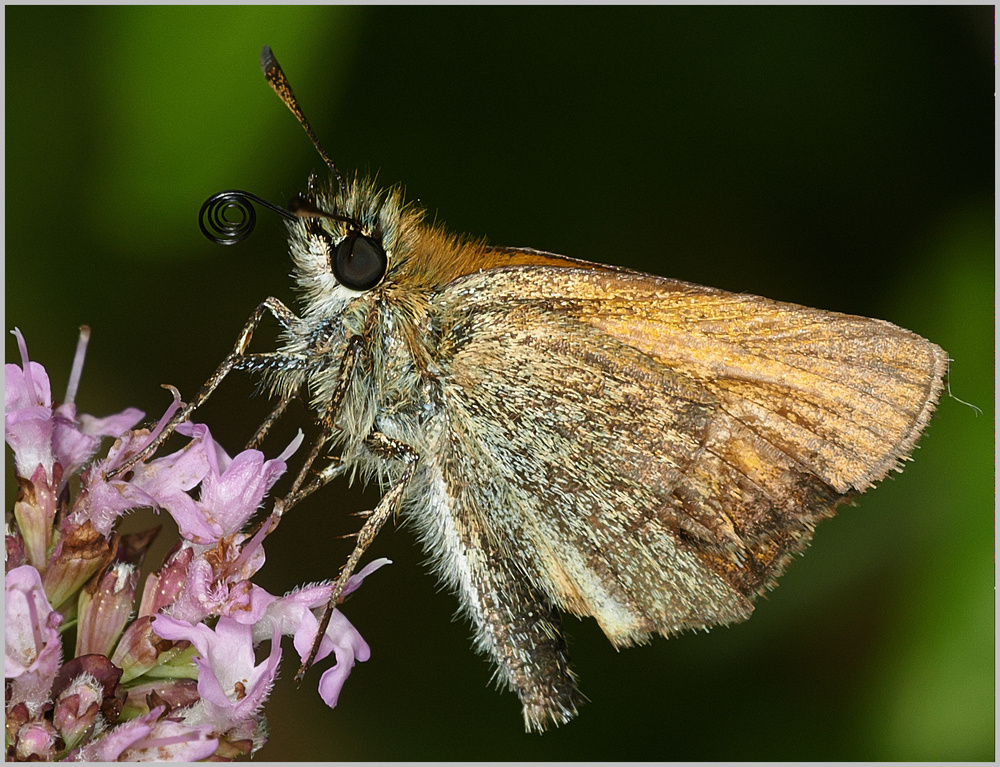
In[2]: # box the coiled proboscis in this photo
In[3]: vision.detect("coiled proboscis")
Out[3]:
[198,190,294,245]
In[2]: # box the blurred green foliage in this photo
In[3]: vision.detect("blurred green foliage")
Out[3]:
[6,6,993,761]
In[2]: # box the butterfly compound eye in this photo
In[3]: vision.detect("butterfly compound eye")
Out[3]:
[333,235,388,291]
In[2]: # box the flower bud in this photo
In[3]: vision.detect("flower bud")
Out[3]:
[12,467,58,570]
[111,616,192,684]
[41,521,111,610]
[14,720,60,761]
[138,544,192,617]
[76,563,137,657]
[6,526,27,571]
[53,672,104,749]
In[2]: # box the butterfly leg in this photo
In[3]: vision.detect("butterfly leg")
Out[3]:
[247,334,365,558]
[266,334,365,522]
[295,430,419,682]
[244,394,294,449]
[107,296,303,477]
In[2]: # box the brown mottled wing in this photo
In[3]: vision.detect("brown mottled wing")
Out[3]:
[426,261,947,729]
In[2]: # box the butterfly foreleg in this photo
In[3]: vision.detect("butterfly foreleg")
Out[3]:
[244,393,295,450]
[107,296,302,477]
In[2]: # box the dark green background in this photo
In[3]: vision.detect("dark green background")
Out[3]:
[6,6,993,761]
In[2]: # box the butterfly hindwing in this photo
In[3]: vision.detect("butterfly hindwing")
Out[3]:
[405,261,945,728]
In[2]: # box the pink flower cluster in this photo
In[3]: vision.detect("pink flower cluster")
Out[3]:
[5,328,387,760]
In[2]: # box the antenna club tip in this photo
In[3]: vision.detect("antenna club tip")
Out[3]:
[260,45,276,75]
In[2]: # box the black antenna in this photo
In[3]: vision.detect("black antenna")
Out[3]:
[261,45,346,195]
